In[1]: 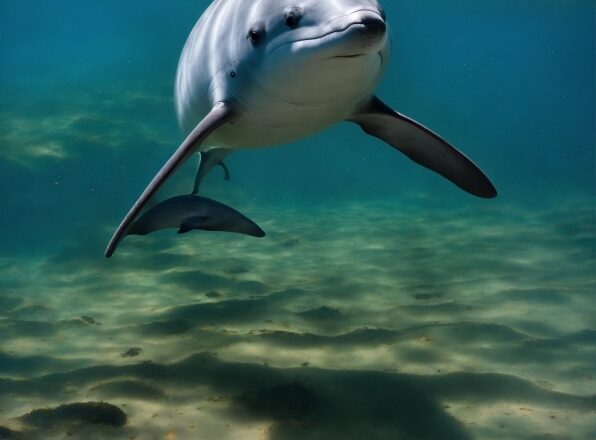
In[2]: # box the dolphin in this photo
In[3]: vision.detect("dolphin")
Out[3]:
[126,195,265,238]
[105,0,497,257]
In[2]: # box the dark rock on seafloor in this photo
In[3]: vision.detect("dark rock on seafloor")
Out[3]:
[81,316,101,325]
[121,347,143,358]
[0,426,19,438]
[20,401,127,429]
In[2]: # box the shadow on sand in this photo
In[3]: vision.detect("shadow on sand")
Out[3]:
[1,352,593,440]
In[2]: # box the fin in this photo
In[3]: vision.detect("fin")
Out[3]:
[126,220,147,236]
[124,194,265,238]
[177,216,208,234]
[192,148,233,194]
[177,199,265,238]
[105,102,237,257]
[218,161,231,181]
[348,96,497,198]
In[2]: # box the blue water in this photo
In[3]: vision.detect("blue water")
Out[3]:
[0,1,594,439]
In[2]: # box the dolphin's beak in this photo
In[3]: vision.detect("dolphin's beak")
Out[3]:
[322,10,388,58]
[355,13,386,38]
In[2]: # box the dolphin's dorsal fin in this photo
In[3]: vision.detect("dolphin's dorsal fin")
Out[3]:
[348,96,497,198]
[105,102,237,257]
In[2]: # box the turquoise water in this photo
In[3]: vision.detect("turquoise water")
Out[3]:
[0,1,594,439]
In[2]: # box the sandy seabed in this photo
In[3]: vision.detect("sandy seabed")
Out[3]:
[0,195,594,440]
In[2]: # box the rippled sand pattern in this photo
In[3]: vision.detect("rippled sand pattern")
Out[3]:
[0,197,593,439]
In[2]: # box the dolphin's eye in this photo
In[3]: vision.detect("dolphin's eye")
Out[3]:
[248,22,266,46]
[284,7,303,29]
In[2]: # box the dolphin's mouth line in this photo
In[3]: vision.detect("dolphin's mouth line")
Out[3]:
[332,54,366,59]
[273,22,363,52]
[271,10,385,56]
[294,22,366,45]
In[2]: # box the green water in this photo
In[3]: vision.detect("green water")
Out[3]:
[0,1,594,439]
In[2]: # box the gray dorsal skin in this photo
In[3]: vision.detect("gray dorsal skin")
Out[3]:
[105,0,496,257]
[127,195,265,238]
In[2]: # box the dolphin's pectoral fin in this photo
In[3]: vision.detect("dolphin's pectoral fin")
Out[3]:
[178,216,209,234]
[192,148,233,195]
[219,161,231,181]
[348,96,497,198]
[105,102,238,258]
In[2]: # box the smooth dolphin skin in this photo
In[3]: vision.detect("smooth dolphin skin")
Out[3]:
[176,0,392,147]
[127,195,265,238]
[105,0,497,257]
